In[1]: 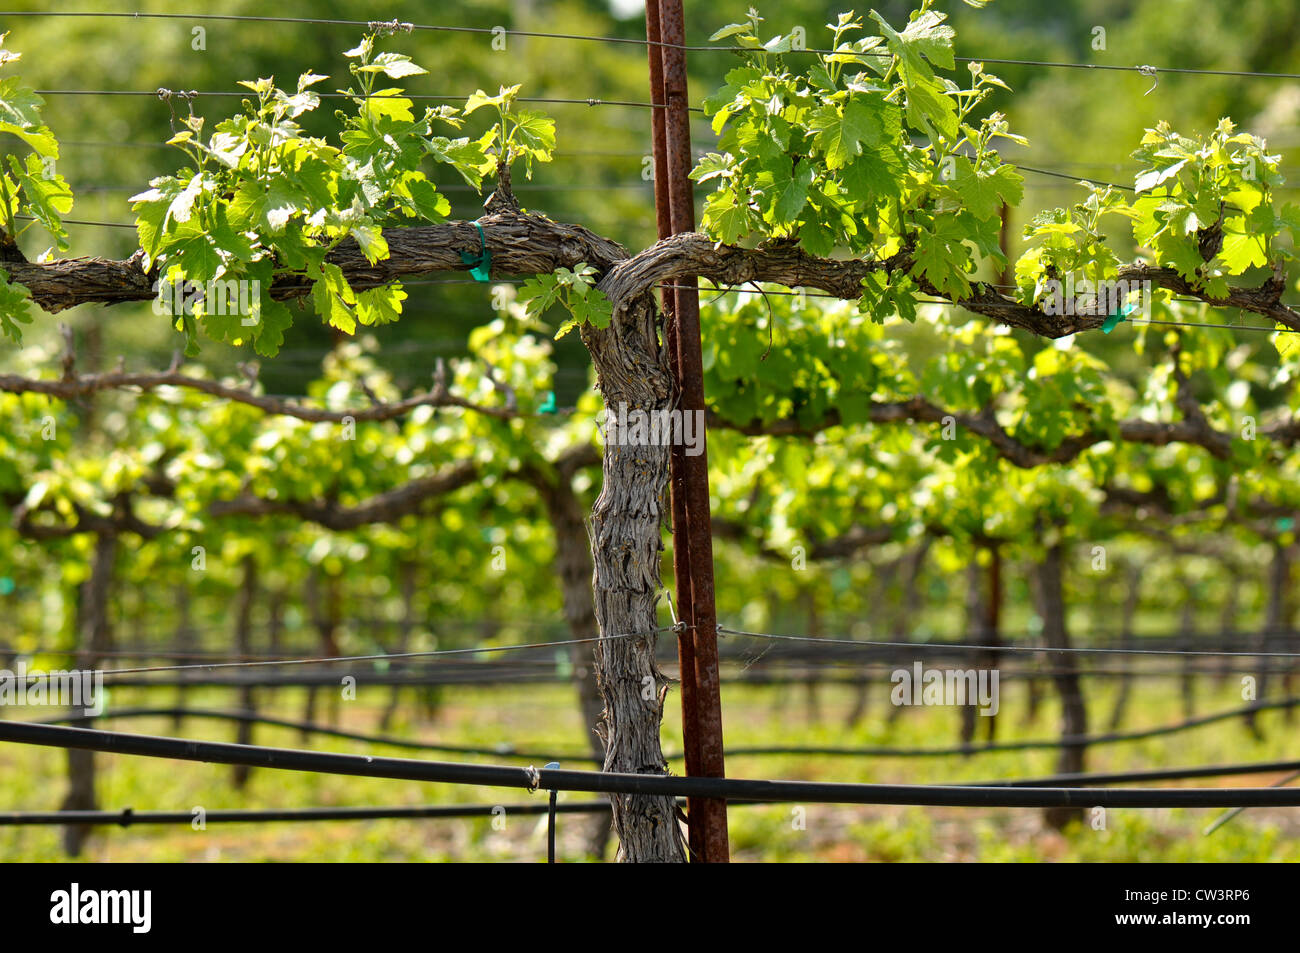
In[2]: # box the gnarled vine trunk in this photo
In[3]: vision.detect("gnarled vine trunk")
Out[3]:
[380,561,416,733]
[232,553,259,789]
[63,528,115,856]
[886,540,931,727]
[1178,578,1197,720]
[1038,542,1087,831]
[302,567,342,736]
[172,584,195,731]
[961,549,1000,746]
[845,560,899,729]
[1215,564,1239,688]
[1245,542,1289,738]
[581,293,686,863]
[1106,564,1143,732]
[960,558,983,746]
[803,589,822,724]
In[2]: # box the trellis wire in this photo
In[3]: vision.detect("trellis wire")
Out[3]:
[0,628,677,683]
[35,88,691,111]
[5,12,1300,80]
[717,624,1300,657]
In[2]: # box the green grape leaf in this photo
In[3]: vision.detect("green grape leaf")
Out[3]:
[808,98,884,170]
[0,265,33,342]
[359,52,427,79]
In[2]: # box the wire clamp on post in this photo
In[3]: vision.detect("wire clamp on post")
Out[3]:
[524,764,542,793]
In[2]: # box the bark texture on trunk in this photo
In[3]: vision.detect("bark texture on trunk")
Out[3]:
[1038,542,1088,831]
[1178,580,1197,720]
[172,584,195,731]
[886,540,931,727]
[1107,565,1142,732]
[380,562,416,733]
[63,529,116,856]
[302,568,344,735]
[803,589,821,724]
[232,553,259,789]
[845,561,899,728]
[325,571,342,727]
[961,559,983,747]
[266,584,284,713]
[1215,566,1239,687]
[1265,543,1289,696]
[982,546,1001,742]
[962,546,1001,746]
[1246,543,1291,737]
[581,293,686,863]
[1274,546,1294,723]
[6,209,1297,341]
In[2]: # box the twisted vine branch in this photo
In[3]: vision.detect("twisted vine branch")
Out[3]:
[3,212,1296,337]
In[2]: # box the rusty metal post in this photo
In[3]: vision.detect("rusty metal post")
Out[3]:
[645,3,673,247]
[644,0,707,862]
[655,0,730,862]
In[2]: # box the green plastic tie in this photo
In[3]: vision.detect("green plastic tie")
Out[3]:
[459,221,491,282]
[1102,300,1139,334]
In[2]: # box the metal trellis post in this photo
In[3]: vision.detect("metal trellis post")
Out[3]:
[646,0,730,863]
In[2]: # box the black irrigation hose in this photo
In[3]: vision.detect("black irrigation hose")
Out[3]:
[7,760,1300,828]
[5,720,1300,808]
[976,759,1300,788]
[37,695,1300,764]
[0,802,611,827]
[720,697,1300,758]
[40,708,602,765]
